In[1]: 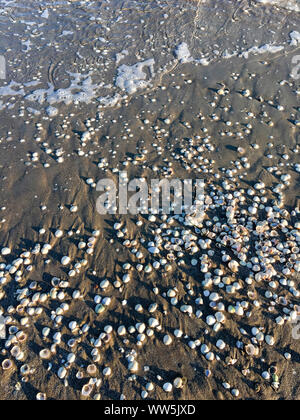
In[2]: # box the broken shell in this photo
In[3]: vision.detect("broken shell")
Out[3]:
[245,344,259,357]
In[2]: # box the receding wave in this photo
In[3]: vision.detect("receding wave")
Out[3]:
[255,0,300,12]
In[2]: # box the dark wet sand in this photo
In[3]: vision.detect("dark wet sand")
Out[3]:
[0,0,299,400]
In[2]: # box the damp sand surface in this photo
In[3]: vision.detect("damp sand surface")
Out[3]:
[0,0,299,400]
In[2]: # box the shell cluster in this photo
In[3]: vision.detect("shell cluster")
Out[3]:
[0,0,299,402]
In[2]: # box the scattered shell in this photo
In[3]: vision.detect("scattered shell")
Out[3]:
[81,384,93,397]
[2,359,13,370]
[163,382,173,392]
[61,256,71,266]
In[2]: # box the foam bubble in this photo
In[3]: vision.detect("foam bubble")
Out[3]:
[115,59,155,94]
[175,43,193,63]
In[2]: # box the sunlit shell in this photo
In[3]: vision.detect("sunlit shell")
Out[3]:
[2,359,13,370]
[245,344,259,356]
[163,382,172,392]
[81,384,93,397]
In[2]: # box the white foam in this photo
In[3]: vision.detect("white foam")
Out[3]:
[20,21,36,27]
[26,88,47,104]
[46,106,58,117]
[255,0,300,12]
[290,31,300,46]
[26,73,99,106]
[115,59,155,94]
[61,31,74,37]
[116,50,129,65]
[222,50,238,59]
[196,58,210,66]
[175,43,193,63]
[98,94,122,108]
[241,44,284,59]
[27,107,41,116]
[24,81,41,87]
[0,81,24,97]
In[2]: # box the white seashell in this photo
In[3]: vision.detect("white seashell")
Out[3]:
[61,256,70,266]
[81,131,91,142]
[188,341,196,349]
[100,279,110,289]
[256,332,264,342]
[81,384,93,397]
[245,344,259,356]
[72,290,81,299]
[42,327,50,337]
[1,247,11,256]
[231,389,239,397]
[167,289,176,298]
[149,247,159,254]
[228,260,239,272]
[206,315,216,326]
[262,371,270,380]
[163,335,172,346]
[209,292,220,302]
[213,323,221,333]
[58,367,67,379]
[39,349,51,360]
[141,391,148,399]
[148,303,158,313]
[36,393,47,400]
[137,333,146,343]
[180,305,193,314]
[122,274,130,283]
[173,377,184,389]
[69,321,77,331]
[146,382,154,391]
[265,335,275,346]
[136,323,146,333]
[103,367,111,376]
[102,297,111,306]
[215,312,226,323]
[284,352,291,360]
[206,352,215,361]
[148,318,159,328]
[128,361,139,372]
[11,346,21,358]
[216,340,226,350]
[67,353,76,364]
[201,344,210,354]
[174,329,183,338]
[276,316,284,325]
[163,382,172,392]
[117,326,126,336]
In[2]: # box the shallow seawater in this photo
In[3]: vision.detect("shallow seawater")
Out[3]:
[0,0,299,401]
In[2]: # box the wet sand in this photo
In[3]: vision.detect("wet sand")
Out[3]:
[0,0,299,400]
